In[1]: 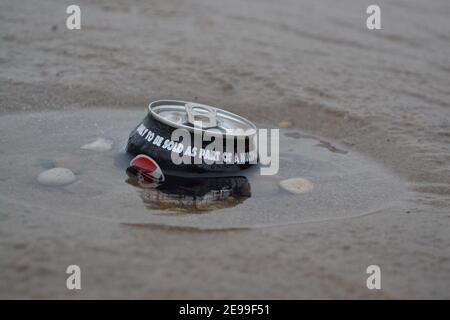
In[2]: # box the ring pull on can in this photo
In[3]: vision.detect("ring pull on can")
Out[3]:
[185,103,217,129]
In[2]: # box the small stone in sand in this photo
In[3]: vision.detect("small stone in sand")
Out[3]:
[37,168,76,186]
[279,177,314,194]
[81,138,113,152]
[278,121,292,128]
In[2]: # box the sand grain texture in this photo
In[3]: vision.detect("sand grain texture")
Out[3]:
[0,0,449,298]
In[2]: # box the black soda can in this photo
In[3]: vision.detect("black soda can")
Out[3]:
[126,100,258,173]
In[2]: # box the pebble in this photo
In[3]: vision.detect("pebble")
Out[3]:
[37,168,76,186]
[278,121,292,128]
[81,138,113,152]
[279,177,314,194]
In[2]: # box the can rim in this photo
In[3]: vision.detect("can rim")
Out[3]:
[148,100,257,137]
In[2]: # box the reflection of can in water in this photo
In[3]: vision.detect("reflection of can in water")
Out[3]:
[126,166,251,212]
[126,100,257,173]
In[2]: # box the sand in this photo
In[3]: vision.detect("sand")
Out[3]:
[0,0,449,298]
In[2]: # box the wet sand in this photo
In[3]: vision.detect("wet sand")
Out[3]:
[1,0,449,298]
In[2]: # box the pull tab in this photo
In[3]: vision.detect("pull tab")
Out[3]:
[185,103,217,129]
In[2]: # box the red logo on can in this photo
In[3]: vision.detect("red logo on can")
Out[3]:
[129,154,165,187]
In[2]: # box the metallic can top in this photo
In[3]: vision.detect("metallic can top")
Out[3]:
[148,100,257,137]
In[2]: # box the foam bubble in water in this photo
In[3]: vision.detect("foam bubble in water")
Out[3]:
[37,168,77,186]
[81,138,113,152]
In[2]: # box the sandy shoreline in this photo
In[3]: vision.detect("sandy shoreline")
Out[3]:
[1,0,449,298]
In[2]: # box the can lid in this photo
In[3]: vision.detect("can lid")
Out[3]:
[148,100,257,137]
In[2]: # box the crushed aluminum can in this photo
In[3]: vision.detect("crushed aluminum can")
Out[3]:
[126,100,258,173]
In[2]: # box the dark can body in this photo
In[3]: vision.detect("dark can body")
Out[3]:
[126,100,257,173]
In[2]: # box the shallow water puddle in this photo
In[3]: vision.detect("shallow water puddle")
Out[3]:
[0,108,407,229]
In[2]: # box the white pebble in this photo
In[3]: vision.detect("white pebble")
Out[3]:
[81,138,113,152]
[37,168,76,186]
[280,177,314,194]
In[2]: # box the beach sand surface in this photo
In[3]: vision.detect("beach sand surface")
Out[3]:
[0,0,449,298]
